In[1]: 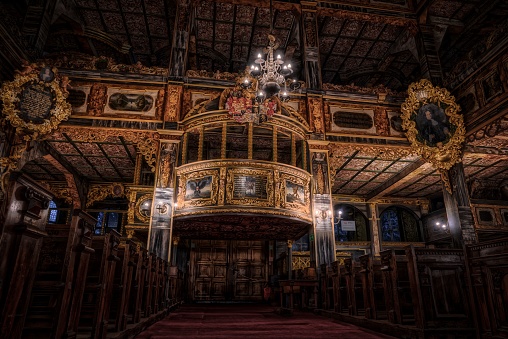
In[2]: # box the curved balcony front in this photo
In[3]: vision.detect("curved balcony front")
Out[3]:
[173,160,312,240]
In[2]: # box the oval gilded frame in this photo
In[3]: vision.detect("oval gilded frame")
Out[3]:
[401,79,465,172]
[0,68,72,140]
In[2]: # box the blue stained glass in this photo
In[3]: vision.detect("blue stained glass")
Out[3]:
[381,209,401,241]
[48,201,58,223]
[106,212,119,228]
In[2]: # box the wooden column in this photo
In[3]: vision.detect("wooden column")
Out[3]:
[287,240,293,280]
[368,203,381,255]
[148,141,179,262]
[0,173,53,339]
[309,147,336,271]
[442,162,477,248]
[301,1,322,90]
[169,0,193,78]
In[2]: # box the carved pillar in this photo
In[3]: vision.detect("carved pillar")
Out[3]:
[368,203,381,255]
[169,0,193,78]
[148,141,179,261]
[0,173,53,338]
[442,162,477,248]
[301,1,322,90]
[309,148,336,272]
[308,95,325,140]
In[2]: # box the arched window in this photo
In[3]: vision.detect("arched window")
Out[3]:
[333,204,370,242]
[380,206,421,242]
[48,201,58,223]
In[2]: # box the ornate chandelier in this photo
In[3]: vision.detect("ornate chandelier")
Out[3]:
[242,0,300,103]
[249,34,294,102]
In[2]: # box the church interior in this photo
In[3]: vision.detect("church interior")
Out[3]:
[0,0,508,338]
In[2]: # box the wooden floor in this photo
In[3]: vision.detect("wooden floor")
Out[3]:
[135,304,396,338]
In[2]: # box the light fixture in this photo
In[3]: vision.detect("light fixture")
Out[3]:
[246,0,300,104]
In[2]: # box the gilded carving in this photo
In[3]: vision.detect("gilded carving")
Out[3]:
[0,66,72,141]
[87,83,108,116]
[155,88,165,120]
[174,207,312,223]
[165,85,181,122]
[401,79,465,193]
[323,83,405,97]
[280,173,311,214]
[40,54,168,76]
[157,142,177,188]
[134,194,153,223]
[309,97,324,134]
[373,107,390,136]
[87,183,127,208]
[328,143,414,162]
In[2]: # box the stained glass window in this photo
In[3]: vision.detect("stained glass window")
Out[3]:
[95,212,104,235]
[48,201,58,223]
[380,207,420,242]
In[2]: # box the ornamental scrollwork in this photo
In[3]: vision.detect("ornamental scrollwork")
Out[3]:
[0,65,72,141]
[86,183,127,208]
[401,79,465,193]
[134,193,153,223]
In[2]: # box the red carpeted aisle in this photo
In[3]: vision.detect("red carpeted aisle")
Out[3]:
[135,304,395,339]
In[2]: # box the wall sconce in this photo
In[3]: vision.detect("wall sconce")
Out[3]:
[435,220,448,230]
[315,208,332,221]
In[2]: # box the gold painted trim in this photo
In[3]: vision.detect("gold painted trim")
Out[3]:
[0,69,72,141]
[176,169,219,208]
[134,193,153,223]
[401,79,465,193]
[173,207,313,223]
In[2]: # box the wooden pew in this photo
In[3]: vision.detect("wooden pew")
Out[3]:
[467,238,508,338]
[337,262,350,314]
[342,258,365,316]
[406,245,475,335]
[78,230,121,338]
[23,211,96,339]
[109,239,138,332]
[379,249,414,325]
[22,224,69,338]
[132,248,148,324]
[320,264,334,310]
[331,261,341,313]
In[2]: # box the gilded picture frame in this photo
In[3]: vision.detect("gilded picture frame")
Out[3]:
[401,79,465,174]
[0,66,72,141]
[177,169,219,208]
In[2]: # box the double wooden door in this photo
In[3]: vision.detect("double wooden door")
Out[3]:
[190,240,267,301]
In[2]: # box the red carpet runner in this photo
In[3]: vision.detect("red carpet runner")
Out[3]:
[135,304,395,339]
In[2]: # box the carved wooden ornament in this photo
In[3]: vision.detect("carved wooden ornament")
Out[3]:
[401,79,465,192]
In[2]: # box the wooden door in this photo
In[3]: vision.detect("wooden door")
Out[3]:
[231,240,266,301]
[189,240,266,301]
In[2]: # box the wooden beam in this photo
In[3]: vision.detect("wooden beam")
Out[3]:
[366,159,428,200]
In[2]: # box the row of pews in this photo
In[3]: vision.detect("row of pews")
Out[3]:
[17,213,183,339]
[320,240,508,338]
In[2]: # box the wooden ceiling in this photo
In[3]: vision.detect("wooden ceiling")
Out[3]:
[37,0,508,91]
